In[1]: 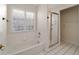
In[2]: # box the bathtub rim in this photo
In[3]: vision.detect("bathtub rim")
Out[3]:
[7,42,44,55]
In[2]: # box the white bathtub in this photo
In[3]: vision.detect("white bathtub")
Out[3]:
[7,42,45,55]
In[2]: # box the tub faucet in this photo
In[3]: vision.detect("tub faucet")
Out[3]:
[0,44,5,50]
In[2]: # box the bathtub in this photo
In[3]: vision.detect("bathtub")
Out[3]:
[6,42,45,55]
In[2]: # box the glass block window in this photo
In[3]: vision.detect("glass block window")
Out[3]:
[25,12,34,31]
[11,9,35,32]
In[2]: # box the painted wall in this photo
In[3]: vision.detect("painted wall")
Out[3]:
[7,4,39,53]
[0,5,7,44]
[61,5,79,46]
[37,5,49,51]
[0,4,7,55]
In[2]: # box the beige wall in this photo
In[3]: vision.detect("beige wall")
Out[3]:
[61,5,79,46]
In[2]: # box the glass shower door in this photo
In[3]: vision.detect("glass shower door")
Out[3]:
[50,13,59,46]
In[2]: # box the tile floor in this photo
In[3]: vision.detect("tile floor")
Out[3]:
[39,42,79,55]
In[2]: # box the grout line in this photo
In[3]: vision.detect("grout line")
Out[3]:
[72,46,78,55]
[45,42,79,55]
[73,46,79,55]
[56,44,72,55]
[63,44,73,55]
[54,43,68,54]
[46,44,59,54]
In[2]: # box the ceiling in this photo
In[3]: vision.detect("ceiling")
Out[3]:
[8,4,77,11]
[47,4,77,11]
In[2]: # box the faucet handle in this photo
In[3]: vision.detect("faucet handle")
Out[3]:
[38,32,41,35]
[0,44,5,50]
